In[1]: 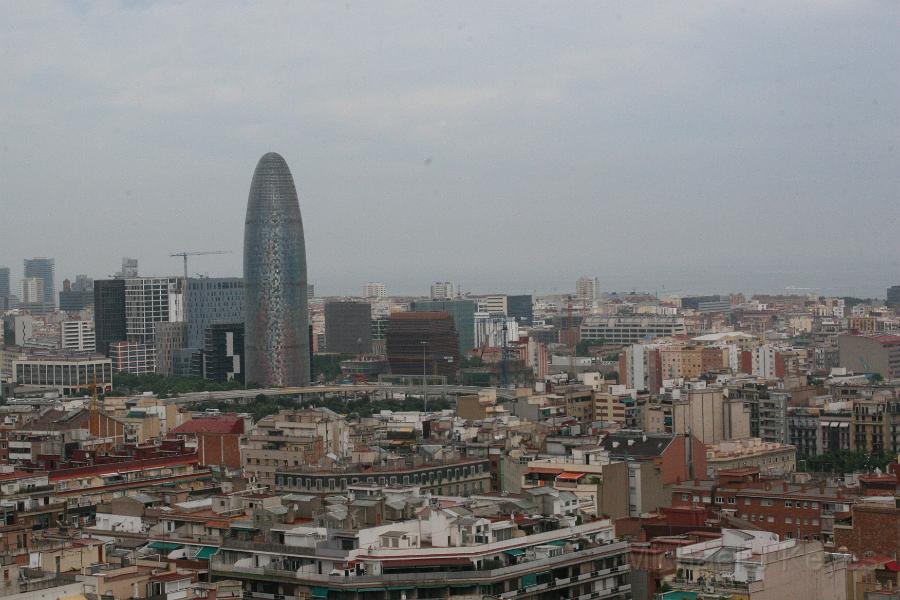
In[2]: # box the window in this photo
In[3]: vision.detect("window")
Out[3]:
[785,500,793,507]
[681,493,690,501]
[744,498,751,506]
[767,516,774,523]
[785,517,792,524]
[714,496,724,504]
[728,497,736,504]
[761,499,773,507]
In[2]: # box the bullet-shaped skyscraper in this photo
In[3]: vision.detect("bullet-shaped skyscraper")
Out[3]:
[243,152,310,386]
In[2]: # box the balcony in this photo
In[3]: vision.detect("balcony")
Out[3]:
[211,541,630,589]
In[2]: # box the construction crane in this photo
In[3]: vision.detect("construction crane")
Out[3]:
[170,250,232,281]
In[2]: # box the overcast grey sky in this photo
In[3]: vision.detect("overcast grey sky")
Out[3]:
[1,2,898,297]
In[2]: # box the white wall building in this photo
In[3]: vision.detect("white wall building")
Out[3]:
[363,282,387,299]
[61,319,96,352]
[125,277,183,344]
[430,281,455,300]
[21,277,44,305]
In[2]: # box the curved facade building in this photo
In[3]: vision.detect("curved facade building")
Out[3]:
[243,152,310,386]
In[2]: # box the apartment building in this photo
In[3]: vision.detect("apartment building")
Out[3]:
[671,386,751,445]
[211,511,632,600]
[581,315,686,345]
[275,458,491,498]
[705,438,796,477]
[669,529,847,600]
[671,468,855,546]
[60,319,96,352]
[242,408,350,487]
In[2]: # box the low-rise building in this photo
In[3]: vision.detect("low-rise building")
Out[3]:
[212,511,632,600]
[669,529,847,599]
[706,438,797,478]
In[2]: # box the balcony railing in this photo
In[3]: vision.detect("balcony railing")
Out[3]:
[212,541,630,587]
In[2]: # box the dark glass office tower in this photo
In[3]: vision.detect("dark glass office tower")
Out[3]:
[507,294,534,326]
[94,279,126,355]
[0,267,10,298]
[243,152,310,386]
[324,300,372,354]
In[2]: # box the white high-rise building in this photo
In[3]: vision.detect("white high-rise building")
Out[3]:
[61,319,96,352]
[125,277,183,345]
[481,295,508,315]
[430,281,455,300]
[474,313,519,348]
[576,276,600,301]
[21,277,45,305]
[363,282,387,300]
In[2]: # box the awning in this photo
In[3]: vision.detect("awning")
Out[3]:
[148,542,183,552]
[503,548,525,557]
[556,472,586,481]
[193,547,219,560]
[310,587,329,599]
[382,557,472,568]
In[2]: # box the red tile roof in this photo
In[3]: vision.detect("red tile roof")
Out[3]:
[0,470,45,481]
[170,416,244,435]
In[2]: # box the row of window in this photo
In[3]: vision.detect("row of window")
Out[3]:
[689,493,821,510]
[276,462,487,491]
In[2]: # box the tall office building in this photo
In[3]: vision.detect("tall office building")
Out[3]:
[203,322,244,383]
[507,294,534,326]
[888,285,900,309]
[324,300,372,354]
[363,282,387,299]
[0,267,9,298]
[243,152,310,387]
[20,277,44,305]
[94,279,127,355]
[576,276,599,301]
[412,298,476,354]
[24,258,55,309]
[59,276,94,312]
[155,321,187,376]
[430,281,455,300]
[125,277,183,345]
[385,312,460,379]
[185,277,245,349]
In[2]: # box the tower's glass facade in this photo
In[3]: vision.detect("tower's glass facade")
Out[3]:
[243,152,310,386]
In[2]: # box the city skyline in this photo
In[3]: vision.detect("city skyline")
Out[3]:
[1,3,898,298]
